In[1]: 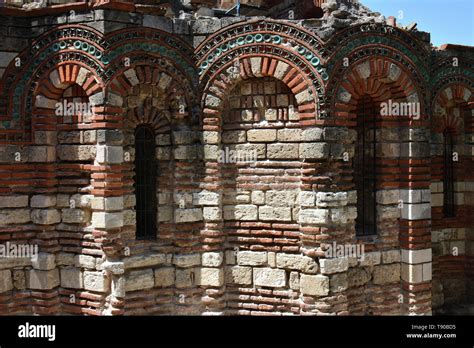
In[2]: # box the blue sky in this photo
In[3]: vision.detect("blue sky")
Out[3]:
[360,0,474,47]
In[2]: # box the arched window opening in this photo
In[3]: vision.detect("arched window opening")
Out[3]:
[134,125,157,240]
[443,128,455,218]
[355,95,377,236]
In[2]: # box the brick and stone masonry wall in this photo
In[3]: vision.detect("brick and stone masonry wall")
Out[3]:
[0,4,472,316]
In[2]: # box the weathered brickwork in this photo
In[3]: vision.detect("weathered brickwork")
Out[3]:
[0,0,472,316]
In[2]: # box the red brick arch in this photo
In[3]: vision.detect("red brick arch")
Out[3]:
[332,57,424,123]
[432,83,473,134]
[202,54,318,123]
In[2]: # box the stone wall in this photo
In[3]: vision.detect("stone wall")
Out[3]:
[0,2,472,316]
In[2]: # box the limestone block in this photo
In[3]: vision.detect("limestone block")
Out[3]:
[175,208,203,223]
[0,196,28,208]
[202,252,223,267]
[60,267,84,289]
[382,250,401,264]
[0,270,13,293]
[223,205,257,221]
[91,212,123,229]
[289,271,300,290]
[203,207,221,221]
[331,207,357,224]
[347,267,371,287]
[31,252,55,270]
[199,268,224,287]
[359,252,381,266]
[83,271,109,292]
[247,129,277,142]
[298,209,329,224]
[74,255,96,269]
[373,264,400,285]
[277,129,302,142]
[253,268,286,288]
[316,192,348,208]
[251,191,265,205]
[302,128,324,141]
[319,257,349,274]
[265,191,297,207]
[401,249,432,264]
[330,273,348,293]
[31,209,61,225]
[237,251,267,266]
[175,268,198,288]
[299,143,329,159]
[30,195,56,208]
[299,192,316,207]
[225,266,252,285]
[276,254,318,274]
[267,143,299,159]
[193,191,220,206]
[173,254,201,268]
[96,145,123,164]
[124,253,166,269]
[56,252,75,266]
[154,267,175,287]
[28,269,60,290]
[0,209,31,224]
[376,189,400,205]
[125,269,154,292]
[202,131,220,144]
[258,206,292,221]
[61,209,90,224]
[300,274,329,296]
[91,197,124,211]
[222,131,246,144]
[57,145,95,161]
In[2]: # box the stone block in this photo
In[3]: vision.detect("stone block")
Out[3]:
[253,268,286,288]
[299,192,316,207]
[202,252,223,267]
[223,205,257,221]
[91,212,123,229]
[267,143,299,159]
[30,195,56,208]
[60,267,84,289]
[193,191,220,206]
[57,145,95,161]
[265,191,297,207]
[258,206,292,221]
[247,129,277,142]
[237,251,267,266]
[330,273,348,293]
[175,208,203,223]
[91,197,124,211]
[222,131,246,144]
[401,249,432,264]
[0,270,13,293]
[316,192,348,208]
[373,264,400,285]
[95,145,123,164]
[347,267,371,287]
[175,268,198,288]
[31,209,61,225]
[302,128,324,141]
[298,209,329,224]
[320,257,349,274]
[299,143,328,159]
[154,267,175,287]
[83,271,109,292]
[61,209,90,224]
[173,254,201,268]
[0,196,28,208]
[56,252,75,266]
[199,268,224,287]
[28,269,60,290]
[225,266,252,285]
[203,207,221,221]
[382,250,401,264]
[0,209,31,224]
[125,269,154,292]
[31,252,55,270]
[276,254,318,274]
[74,255,96,269]
[124,253,166,269]
[277,129,302,142]
[359,252,381,266]
[300,274,329,296]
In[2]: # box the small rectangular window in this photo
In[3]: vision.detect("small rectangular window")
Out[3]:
[134,125,158,240]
